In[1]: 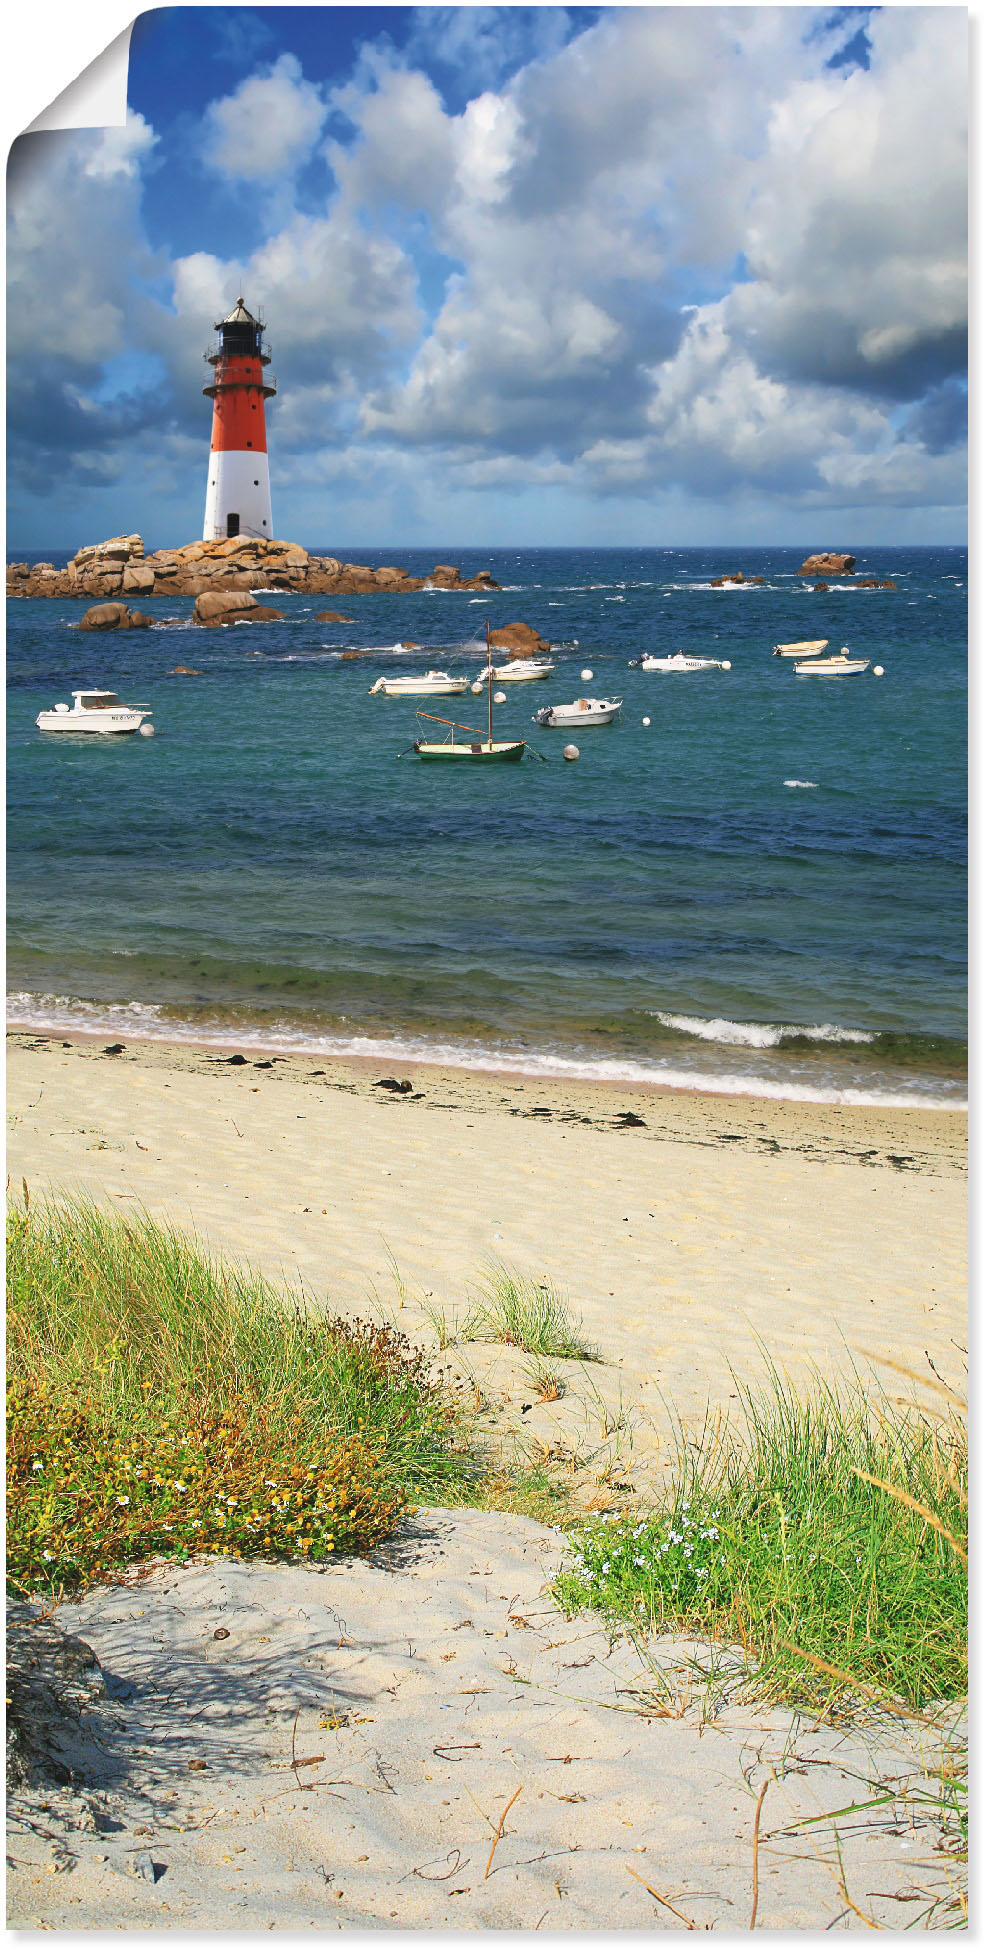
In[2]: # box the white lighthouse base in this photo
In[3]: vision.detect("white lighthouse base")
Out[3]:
[203,450,273,542]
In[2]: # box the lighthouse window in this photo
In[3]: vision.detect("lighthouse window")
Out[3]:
[246,440,253,448]
[253,479,259,486]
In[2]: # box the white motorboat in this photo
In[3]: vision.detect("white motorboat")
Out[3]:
[629,652,731,673]
[370,670,470,696]
[36,689,152,734]
[773,639,829,658]
[533,696,622,727]
[793,648,870,678]
[475,659,555,684]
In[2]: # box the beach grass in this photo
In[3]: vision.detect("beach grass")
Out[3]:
[554,1363,967,1713]
[7,1196,474,1596]
[462,1264,596,1360]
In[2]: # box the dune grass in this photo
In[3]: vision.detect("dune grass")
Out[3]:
[554,1363,967,1714]
[7,1197,474,1596]
[462,1264,596,1360]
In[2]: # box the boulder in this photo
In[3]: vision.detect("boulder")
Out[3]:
[123,563,155,594]
[193,591,283,626]
[171,666,203,675]
[128,611,154,629]
[7,562,29,577]
[812,582,829,593]
[488,621,552,658]
[797,552,856,577]
[316,611,355,622]
[76,602,136,631]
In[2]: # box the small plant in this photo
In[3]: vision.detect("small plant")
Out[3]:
[462,1265,597,1361]
[422,1298,459,1350]
[522,1356,565,1402]
[555,1363,967,1713]
[6,1197,475,1596]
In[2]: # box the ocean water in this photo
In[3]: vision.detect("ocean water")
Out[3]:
[6,545,967,1106]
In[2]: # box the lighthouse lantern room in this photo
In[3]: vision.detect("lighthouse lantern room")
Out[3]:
[203,298,276,541]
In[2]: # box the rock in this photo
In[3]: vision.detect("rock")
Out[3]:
[488,622,552,658]
[812,582,829,593]
[76,602,135,631]
[12,535,500,601]
[171,666,203,675]
[879,580,897,589]
[128,611,154,629]
[7,562,29,577]
[192,591,282,626]
[315,611,355,622]
[373,1077,413,1093]
[796,552,856,576]
[400,641,420,649]
[125,1848,163,1883]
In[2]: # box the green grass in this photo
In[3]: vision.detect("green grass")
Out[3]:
[7,1197,475,1596]
[554,1364,967,1713]
[462,1264,597,1360]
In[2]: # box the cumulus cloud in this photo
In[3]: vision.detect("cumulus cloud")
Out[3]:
[202,53,327,181]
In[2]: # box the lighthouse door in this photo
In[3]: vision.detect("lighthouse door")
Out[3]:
[226,512,240,537]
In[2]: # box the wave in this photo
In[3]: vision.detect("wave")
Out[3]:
[783,779,819,789]
[7,991,965,1110]
[652,1010,876,1050]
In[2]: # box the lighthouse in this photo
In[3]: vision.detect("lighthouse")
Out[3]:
[202,298,276,541]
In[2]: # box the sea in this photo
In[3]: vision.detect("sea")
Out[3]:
[6,545,967,1109]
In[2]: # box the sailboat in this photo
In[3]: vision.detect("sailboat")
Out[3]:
[413,622,527,761]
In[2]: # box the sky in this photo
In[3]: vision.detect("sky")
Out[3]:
[6,4,969,550]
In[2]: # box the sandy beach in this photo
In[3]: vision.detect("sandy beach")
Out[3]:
[6,1029,967,1472]
[6,1030,967,1930]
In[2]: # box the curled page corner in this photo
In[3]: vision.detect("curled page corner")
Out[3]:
[24,20,133,134]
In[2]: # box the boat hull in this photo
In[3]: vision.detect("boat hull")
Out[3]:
[371,679,470,696]
[36,711,147,734]
[637,657,725,673]
[481,663,555,682]
[415,739,526,761]
[793,659,869,678]
[536,704,621,726]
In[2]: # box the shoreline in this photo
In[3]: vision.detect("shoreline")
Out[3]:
[6,1003,967,1112]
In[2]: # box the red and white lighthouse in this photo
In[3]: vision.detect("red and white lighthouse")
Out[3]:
[202,298,276,541]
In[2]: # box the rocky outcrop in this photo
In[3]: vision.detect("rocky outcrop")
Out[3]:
[75,602,154,631]
[856,578,898,589]
[8,535,500,601]
[797,552,856,577]
[710,572,764,586]
[316,611,355,622]
[193,591,285,627]
[488,622,553,659]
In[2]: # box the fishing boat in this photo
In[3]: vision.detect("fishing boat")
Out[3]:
[793,648,871,678]
[413,622,526,761]
[629,652,731,673]
[36,689,152,734]
[772,639,829,658]
[476,657,555,683]
[533,696,622,727]
[370,671,470,696]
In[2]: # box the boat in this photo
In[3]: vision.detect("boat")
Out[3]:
[413,621,526,762]
[773,639,829,658]
[370,671,470,696]
[629,652,731,673]
[793,648,870,678]
[476,658,555,683]
[533,696,622,727]
[35,689,152,734]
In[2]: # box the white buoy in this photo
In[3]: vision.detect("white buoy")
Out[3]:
[580,668,593,682]
[494,690,506,704]
[642,716,651,727]
[873,665,885,677]
[721,660,732,671]
[562,744,580,761]
[471,681,484,695]
[139,723,156,737]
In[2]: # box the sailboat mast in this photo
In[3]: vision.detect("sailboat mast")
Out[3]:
[486,617,493,747]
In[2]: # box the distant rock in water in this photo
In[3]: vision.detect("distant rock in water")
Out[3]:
[797,552,857,576]
[488,621,553,658]
[76,602,154,631]
[710,571,764,586]
[193,591,285,627]
[8,535,500,602]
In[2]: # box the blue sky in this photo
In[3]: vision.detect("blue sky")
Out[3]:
[7,5,968,549]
